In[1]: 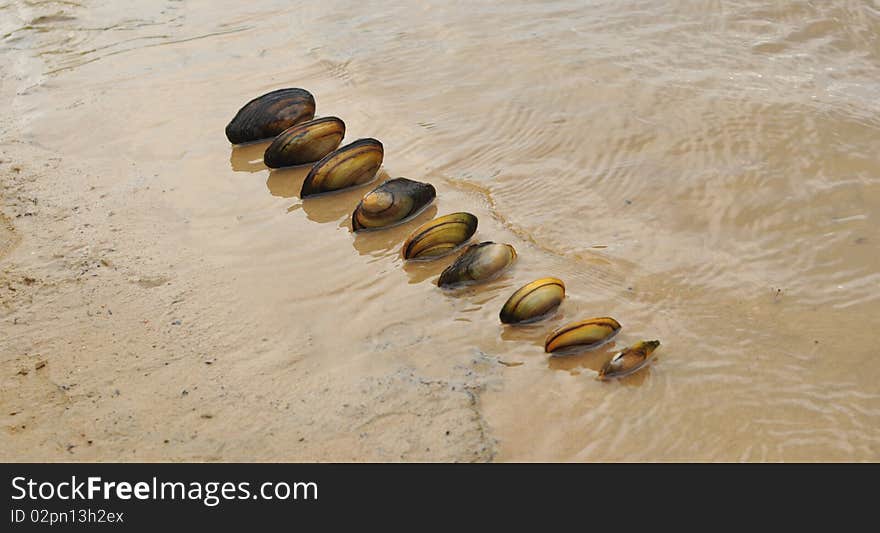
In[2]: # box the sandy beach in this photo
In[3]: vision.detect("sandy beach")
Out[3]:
[2,0,880,461]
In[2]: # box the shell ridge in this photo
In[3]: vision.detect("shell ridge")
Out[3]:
[405,220,468,257]
[510,281,561,316]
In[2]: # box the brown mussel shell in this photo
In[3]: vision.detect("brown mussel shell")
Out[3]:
[352,178,436,231]
[544,317,621,353]
[499,278,565,324]
[437,242,517,288]
[402,212,478,260]
[300,138,384,197]
[598,340,660,380]
[263,117,345,168]
[225,88,316,144]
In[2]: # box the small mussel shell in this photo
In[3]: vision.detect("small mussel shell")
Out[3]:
[402,212,478,260]
[263,117,345,168]
[499,278,565,324]
[301,138,384,197]
[225,88,316,144]
[437,242,517,288]
[352,178,436,231]
[599,340,660,380]
[544,316,621,353]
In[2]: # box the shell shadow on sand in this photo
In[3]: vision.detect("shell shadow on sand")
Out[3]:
[266,166,311,198]
[547,342,655,386]
[548,341,619,374]
[435,275,517,312]
[351,204,437,258]
[229,141,271,173]
[267,169,392,223]
[401,252,459,284]
[300,172,388,224]
[500,310,565,348]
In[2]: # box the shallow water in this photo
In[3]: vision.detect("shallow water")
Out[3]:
[2,0,879,460]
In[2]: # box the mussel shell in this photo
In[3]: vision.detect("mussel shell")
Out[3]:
[599,340,660,380]
[352,178,436,231]
[263,117,345,168]
[301,138,384,197]
[225,88,316,144]
[544,316,621,353]
[437,242,517,288]
[500,278,565,324]
[402,212,478,260]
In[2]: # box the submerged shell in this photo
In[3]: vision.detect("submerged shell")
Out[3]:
[352,178,436,231]
[225,88,316,144]
[599,340,660,380]
[437,242,517,288]
[300,138,384,197]
[544,317,621,353]
[263,117,345,168]
[402,212,478,260]
[500,278,565,324]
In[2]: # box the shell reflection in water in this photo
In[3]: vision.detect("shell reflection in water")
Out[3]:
[499,277,565,324]
[352,178,436,231]
[300,138,384,197]
[599,340,660,380]
[402,212,478,260]
[263,117,345,168]
[437,242,517,288]
[225,88,316,145]
[544,317,621,353]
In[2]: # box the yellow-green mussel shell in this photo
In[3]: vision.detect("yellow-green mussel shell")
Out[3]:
[263,116,345,168]
[300,138,384,197]
[402,212,478,260]
[544,316,621,353]
[499,277,565,324]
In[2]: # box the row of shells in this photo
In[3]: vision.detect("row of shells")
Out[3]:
[225,88,661,380]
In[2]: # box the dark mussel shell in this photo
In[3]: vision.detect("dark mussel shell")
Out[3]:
[263,117,345,168]
[225,88,315,145]
[437,241,517,288]
[352,178,436,231]
[300,138,384,197]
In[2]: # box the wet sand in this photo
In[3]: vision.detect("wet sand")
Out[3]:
[0,140,495,461]
[2,0,880,461]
